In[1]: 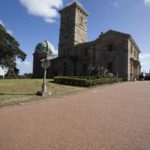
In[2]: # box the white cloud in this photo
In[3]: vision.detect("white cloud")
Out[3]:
[112,1,120,8]
[109,0,120,8]
[16,60,32,75]
[140,53,150,72]
[6,29,13,35]
[16,60,31,65]
[44,18,56,23]
[144,0,150,6]
[0,20,4,26]
[0,20,13,35]
[19,0,63,23]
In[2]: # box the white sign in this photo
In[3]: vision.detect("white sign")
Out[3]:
[41,59,50,69]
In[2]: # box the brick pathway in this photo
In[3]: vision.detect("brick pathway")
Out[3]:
[0,81,150,150]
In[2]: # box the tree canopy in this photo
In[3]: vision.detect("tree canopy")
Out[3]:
[0,24,26,69]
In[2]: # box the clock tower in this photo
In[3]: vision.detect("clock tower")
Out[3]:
[58,1,88,57]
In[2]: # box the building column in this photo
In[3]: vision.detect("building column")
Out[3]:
[130,60,133,80]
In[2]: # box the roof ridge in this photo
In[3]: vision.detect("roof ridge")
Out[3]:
[108,29,130,36]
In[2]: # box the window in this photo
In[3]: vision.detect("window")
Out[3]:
[134,50,136,57]
[131,46,133,54]
[84,48,88,56]
[137,53,139,59]
[62,47,68,56]
[80,17,83,26]
[107,61,113,73]
[108,44,113,52]
[63,63,67,76]
[64,34,69,39]
[66,16,69,23]
[83,64,87,72]
[62,47,66,55]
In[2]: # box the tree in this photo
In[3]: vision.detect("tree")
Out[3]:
[14,67,20,75]
[88,65,108,79]
[0,24,26,74]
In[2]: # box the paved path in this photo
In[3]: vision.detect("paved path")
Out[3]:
[0,81,150,150]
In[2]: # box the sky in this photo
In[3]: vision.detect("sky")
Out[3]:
[0,0,150,74]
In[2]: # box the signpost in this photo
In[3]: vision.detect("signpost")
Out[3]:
[41,59,50,94]
[37,54,57,96]
[37,58,51,96]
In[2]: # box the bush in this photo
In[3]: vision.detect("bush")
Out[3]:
[54,76,123,87]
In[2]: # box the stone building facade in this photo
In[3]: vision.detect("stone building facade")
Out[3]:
[33,2,141,80]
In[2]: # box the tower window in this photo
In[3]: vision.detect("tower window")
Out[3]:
[108,44,113,52]
[80,17,83,25]
[63,63,67,76]
[66,16,69,23]
[64,33,69,39]
[62,47,67,56]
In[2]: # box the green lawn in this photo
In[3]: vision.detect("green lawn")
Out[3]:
[0,79,85,107]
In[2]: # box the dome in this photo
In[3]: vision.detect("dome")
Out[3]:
[35,40,53,54]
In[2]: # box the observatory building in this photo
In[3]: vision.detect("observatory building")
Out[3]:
[33,1,141,80]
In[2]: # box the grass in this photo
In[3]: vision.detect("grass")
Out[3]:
[0,79,85,107]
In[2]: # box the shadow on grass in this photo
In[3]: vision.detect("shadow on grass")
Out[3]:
[0,93,36,96]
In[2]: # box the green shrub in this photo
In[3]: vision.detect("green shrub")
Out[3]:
[54,76,123,87]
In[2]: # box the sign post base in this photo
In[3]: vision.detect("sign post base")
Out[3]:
[36,91,52,96]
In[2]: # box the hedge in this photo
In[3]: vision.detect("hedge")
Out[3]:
[54,76,123,87]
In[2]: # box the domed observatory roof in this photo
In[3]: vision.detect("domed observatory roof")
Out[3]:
[35,40,53,54]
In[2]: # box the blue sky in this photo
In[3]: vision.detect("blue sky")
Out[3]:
[0,0,150,74]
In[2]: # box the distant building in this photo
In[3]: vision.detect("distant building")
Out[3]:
[33,1,141,80]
